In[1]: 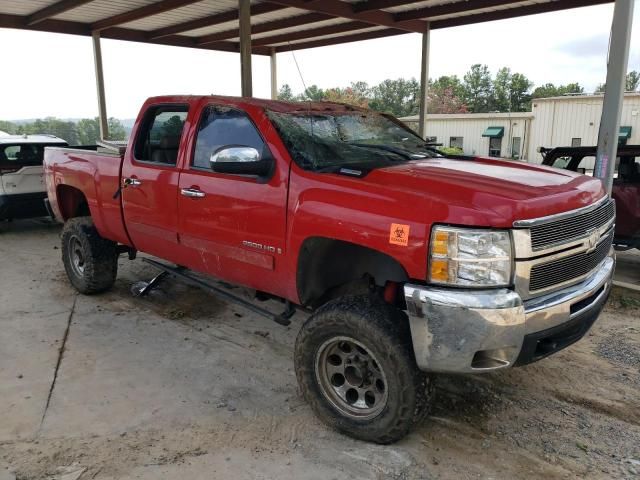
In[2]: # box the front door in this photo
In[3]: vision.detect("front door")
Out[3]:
[121,104,189,263]
[177,103,289,296]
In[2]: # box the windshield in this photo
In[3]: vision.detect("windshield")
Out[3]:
[268,110,439,172]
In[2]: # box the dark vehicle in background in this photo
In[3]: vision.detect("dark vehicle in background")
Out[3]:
[541,145,640,250]
[0,134,68,220]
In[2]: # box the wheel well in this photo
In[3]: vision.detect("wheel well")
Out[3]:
[56,185,90,220]
[297,237,409,307]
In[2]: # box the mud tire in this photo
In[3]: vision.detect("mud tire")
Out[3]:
[294,295,433,444]
[61,216,118,294]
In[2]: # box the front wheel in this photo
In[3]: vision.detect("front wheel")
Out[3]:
[294,295,433,444]
[61,216,118,294]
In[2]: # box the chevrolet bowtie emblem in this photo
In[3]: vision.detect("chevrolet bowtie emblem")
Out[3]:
[585,229,599,253]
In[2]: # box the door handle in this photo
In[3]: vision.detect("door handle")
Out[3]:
[123,177,142,187]
[181,187,206,198]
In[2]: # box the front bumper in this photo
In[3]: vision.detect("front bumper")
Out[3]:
[404,254,614,373]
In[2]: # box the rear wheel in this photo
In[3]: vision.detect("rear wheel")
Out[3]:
[61,217,118,294]
[295,295,433,444]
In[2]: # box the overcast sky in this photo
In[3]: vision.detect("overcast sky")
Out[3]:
[1,2,639,120]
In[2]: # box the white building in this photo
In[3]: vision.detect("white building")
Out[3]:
[401,92,640,164]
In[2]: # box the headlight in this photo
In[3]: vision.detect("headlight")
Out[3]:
[428,226,512,287]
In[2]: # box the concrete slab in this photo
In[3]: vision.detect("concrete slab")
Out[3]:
[0,219,75,442]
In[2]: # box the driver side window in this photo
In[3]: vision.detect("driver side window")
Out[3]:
[192,105,266,170]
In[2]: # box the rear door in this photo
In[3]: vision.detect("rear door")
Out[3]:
[176,102,289,295]
[121,104,190,263]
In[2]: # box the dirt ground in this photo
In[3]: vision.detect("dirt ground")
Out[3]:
[0,219,638,480]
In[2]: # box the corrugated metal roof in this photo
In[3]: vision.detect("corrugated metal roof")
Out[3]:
[0,0,614,55]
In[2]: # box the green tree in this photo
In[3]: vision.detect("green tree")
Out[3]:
[349,81,371,99]
[463,64,493,112]
[369,78,420,117]
[323,86,369,108]
[0,120,18,134]
[277,84,295,101]
[107,118,127,141]
[509,73,533,112]
[626,71,640,91]
[76,118,100,145]
[562,83,584,95]
[299,85,325,101]
[532,83,560,98]
[431,75,465,99]
[491,67,512,112]
[428,86,467,114]
[532,82,583,98]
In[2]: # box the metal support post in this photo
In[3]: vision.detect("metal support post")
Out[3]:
[92,31,109,140]
[239,0,253,97]
[594,0,635,194]
[418,23,430,139]
[270,47,278,100]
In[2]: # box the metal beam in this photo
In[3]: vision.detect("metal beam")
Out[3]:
[0,13,272,55]
[353,0,424,13]
[91,31,108,140]
[396,0,522,22]
[26,0,94,26]
[91,0,203,32]
[427,0,614,28]
[197,12,331,46]
[252,21,373,47]
[270,48,278,100]
[418,24,430,139]
[274,27,405,51]
[594,0,635,194]
[266,0,429,33]
[148,3,286,40]
[239,0,253,97]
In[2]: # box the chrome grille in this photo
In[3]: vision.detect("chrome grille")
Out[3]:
[529,230,613,292]
[529,200,615,251]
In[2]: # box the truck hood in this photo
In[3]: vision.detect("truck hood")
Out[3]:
[362,156,607,227]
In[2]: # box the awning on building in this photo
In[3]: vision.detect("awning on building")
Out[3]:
[619,126,632,142]
[482,126,504,138]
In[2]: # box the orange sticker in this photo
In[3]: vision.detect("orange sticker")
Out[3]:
[389,223,410,246]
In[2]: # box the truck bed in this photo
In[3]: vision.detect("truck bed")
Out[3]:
[44,145,130,246]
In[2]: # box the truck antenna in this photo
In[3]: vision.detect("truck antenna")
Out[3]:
[287,42,314,140]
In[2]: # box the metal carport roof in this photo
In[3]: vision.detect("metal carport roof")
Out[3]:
[0,0,615,55]
[0,0,633,193]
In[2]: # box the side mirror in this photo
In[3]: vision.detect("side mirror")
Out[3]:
[210,146,272,176]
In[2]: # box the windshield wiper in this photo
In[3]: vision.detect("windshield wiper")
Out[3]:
[349,143,428,160]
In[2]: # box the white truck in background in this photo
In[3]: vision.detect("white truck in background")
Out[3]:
[0,134,67,221]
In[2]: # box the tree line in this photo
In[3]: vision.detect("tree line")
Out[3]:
[2,68,638,139]
[278,65,640,118]
[0,117,127,145]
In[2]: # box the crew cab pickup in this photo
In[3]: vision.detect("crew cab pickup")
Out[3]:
[540,145,640,249]
[44,96,615,444]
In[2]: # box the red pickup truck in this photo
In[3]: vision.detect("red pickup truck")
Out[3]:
[44,95,615,443]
